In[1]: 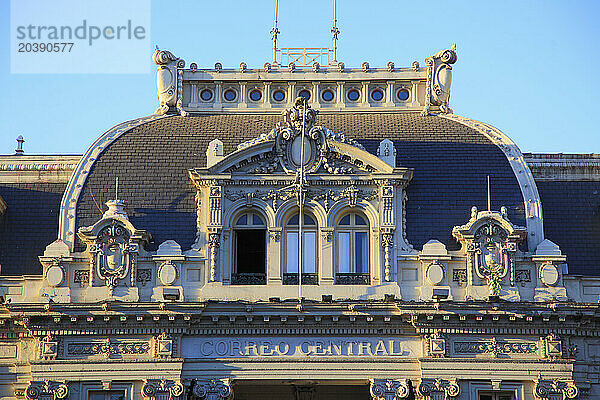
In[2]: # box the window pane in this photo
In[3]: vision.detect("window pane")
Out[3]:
[339,214,350,225]
[236,214,247,226]
[338,232,351,272]
[355,232,368,273]
[252,213,264,226]
[304,232,317,273]
[89,392,105,400]
[286,232,299,273]
[236,229,266,273]
[355,215,367,225]
[288,214,299,226]
[304,214,315,225]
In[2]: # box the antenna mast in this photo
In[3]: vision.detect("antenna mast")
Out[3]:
[271,0,280,65]
[331,0,340,63]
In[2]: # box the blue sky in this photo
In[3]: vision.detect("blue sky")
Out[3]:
[0,0,599,155]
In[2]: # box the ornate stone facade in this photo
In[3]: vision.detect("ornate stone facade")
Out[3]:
[0,45,599,400]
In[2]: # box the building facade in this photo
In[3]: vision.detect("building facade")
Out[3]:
[0,46,600,400]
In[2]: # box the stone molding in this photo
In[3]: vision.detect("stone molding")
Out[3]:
[370,379,410,400]
[191,379,232,400]
[142,379,184,400]
[58,114,170,250]
[26,381,68,400]
[442,114,544,252]
[534,379,578,400]
[524,153,600,181]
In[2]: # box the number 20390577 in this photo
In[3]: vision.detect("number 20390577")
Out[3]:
[18,42,74,52]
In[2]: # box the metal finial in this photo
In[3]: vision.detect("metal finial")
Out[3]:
[15,135,24,155]
[115,177,119,201]
[487,175,491,212]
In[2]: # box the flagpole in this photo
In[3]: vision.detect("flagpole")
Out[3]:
[298,98,307,302]
[487,175,491,211]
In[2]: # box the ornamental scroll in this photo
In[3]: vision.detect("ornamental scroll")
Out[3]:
[452,207,526,297]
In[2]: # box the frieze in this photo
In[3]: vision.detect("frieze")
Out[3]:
[454,338,537,357]
[67,340,150,356]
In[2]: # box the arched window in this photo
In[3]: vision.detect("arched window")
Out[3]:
[335,212,370,285]
[232,211,266,285]
[283,212,318,285]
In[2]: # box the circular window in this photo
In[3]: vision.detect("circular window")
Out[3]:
[397,88,410,101]
[223,89,237,102]
[298,89,311,100]
[200,89,213,102]
[347,89,360,102]
[249,89,262,102]
[321,89,334,102]
[272,89,286,102]
[370,89,384,102]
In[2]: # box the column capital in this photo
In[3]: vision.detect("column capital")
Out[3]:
[418,379,460,399]
[534,379,578,400]
[142,379,184,400]
[370,379,410,400]
[192,379,232,400]
[26,381,68,400]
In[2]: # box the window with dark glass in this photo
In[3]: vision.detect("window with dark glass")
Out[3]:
[284,212,318,285]
[335,213,370,285]
[88,391,126,400]
[233,212,266,285]
[479,393,514,400]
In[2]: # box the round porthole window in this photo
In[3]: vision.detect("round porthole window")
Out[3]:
[249,89,262,102]
[347,89,360,102]
[272,89,286,102]
[223,89,237,102]
[200,89,213,102]
[321,89,334,102]
[397,88,410,101]
[370,88,384,101]
[298,89,311,100]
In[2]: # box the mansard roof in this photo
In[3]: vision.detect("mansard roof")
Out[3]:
[72,113,526,255]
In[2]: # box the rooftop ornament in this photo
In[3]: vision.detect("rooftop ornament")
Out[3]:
[15,135,25,155]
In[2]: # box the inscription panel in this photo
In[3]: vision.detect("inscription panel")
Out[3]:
[182,336,421,359]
